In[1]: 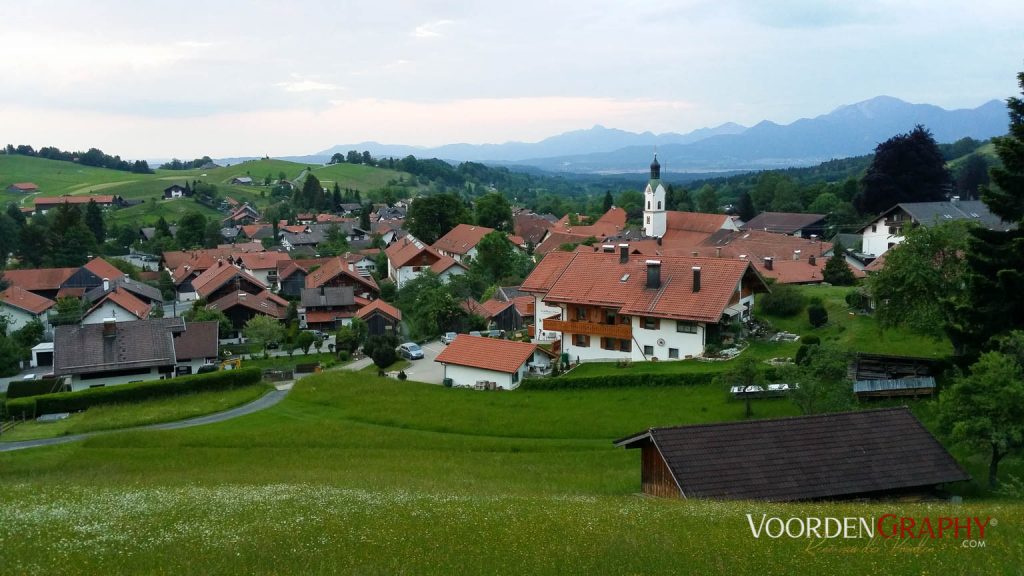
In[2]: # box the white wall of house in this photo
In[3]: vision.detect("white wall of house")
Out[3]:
[0,305,47,333]
[559,311,706,364]
[68,367,164,391]
[442,362,528,390]
[176,358,217,375]
[862,214,906,257]
[82,301,143,324]
[532,295,562,342]
[392,264,464,289]
[244,268,274,287]
[436,266,466,284]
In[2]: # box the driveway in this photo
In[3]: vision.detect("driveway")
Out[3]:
[401,340,445,384]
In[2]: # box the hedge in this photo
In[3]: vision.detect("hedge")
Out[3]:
[519,366,781,391]
[4,368,262,419]
[6,378,63,400]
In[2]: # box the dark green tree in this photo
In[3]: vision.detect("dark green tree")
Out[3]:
[474,192,513,231]
[204,220,223,248]
[696,184,718,213]
[155,216,172,238]
[0,213,18,262]
[854,125,950,215]
[787,344,855,415]
[84,199,105,245]
[725,356,761,418]
[360,203,372,231]
[17,221,48,267]
[406,193,471,244]
[175,210,208,249]
[955,153,991,199]
[735,191,756,222]
[822,241,856,285]
[603,190,614,212]
[6,203,26,228]
[807,300,828,328]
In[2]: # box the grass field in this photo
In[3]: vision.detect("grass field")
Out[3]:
[104,197,225,227]
[0,384,271,442]
[0,371,1019,574]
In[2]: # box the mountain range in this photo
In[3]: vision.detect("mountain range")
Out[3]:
[241,96,1008,174]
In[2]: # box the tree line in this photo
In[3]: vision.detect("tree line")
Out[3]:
[4,144,152,173]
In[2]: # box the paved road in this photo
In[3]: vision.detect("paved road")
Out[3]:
[0,386,291,453]
[339,340,445,384]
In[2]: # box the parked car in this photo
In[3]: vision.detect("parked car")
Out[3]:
[397,342,424,360]
[305,330,325,339]
[469,331,482,337]
[442,332,457,345]
[486,329,504,339]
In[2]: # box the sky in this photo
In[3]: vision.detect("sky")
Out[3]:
[2,0,1023,159]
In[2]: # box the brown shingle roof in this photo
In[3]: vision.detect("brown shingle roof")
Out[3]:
[54,318,183,376]
[1,267,78,291]
[191,261,266,299]
[513,212,555,245]
[355,299,402,322]
[9,182,39,191]
[305,256,379,292]
[207,290,286,319]
[34,194,116,207]
[174,321,219,360]
[0,285,56,314]
[384,234,439,268]
[740,212,827,234]
[615,407,970,501]
[434,334,536,374]
[432,224,495,255]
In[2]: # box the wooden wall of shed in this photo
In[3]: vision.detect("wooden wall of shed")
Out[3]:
[641,444,681,499]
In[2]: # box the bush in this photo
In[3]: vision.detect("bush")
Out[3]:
[802,335,821,346]
[397,370,407,380]
[5,368,261,418]
[338,350,351,362]
[520,371,733,390]
[845,289,871,312]
[808,303,829,328]
[759,284,806,317]
[6,378,63,399]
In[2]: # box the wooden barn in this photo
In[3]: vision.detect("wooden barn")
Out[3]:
[355,299,402,337]
[614,408,968,501]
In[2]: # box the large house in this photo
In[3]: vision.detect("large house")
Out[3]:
[384,234,466,289]
[614,408,968,500]
[0,285,55,333]
[522,248,769,361]
[1,257,126,300]
[298,286,366,331]
[81,287,152,324]
[432,223,496,263]
[232,251,292,287]
[53,318,217,390]
[305,256,379,300]
[858,199,1015,257]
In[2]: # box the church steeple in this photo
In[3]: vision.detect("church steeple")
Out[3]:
[644,154,667,238]
[650,153,661,180]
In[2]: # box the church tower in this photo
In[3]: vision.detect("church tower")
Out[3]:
[643,154,667,238]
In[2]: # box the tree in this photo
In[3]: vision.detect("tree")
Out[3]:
[155,216,172,239]
[360,203,372,231]
[17,222,49,268]
[725,356,761,418]
[184,305,233,338]
[406,193,470,244]
[955,153,991,199]
[787,344,855,415]
[603,190,614,212]
[473,231,515,284]
[176,210,208,249]
[364,334,399,370]
[150,302,164,318]
[474,192,513,231]
[854,125,950,215]
[758,282,805,317]
[939,348,1024,488]
[242,315,285,358]
[0,213,18,262]
[955,70,1024,360]
[204,220,223,248]
[869,221,972,346]
[735,191,755,222]
[6,202,26,228]
[51,296,84,326]
[84,199,105,245]
[158,270,176,301]
[696,184,718,213]
[821,241,855,285]
[296,331,316,355]
[396,272,466,339]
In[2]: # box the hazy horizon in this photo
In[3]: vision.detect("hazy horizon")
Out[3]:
[2,1,1022,159]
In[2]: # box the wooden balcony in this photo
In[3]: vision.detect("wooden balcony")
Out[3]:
[544,318,632,339]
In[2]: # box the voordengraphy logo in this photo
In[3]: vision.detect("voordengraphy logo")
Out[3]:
[746,514,994,545]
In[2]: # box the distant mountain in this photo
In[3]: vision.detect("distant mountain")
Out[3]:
[515,97,1008,173]
[309,122,747,165]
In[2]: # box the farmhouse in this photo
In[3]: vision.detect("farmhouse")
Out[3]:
[207,290,288,332]
[523,248,769,360]
[162,184,191,199]
[432,223,496,262]
[355,299,402,336]
[32,194,121,214]
[81,287,152,324]
[232,251,292,287]
[434,334,548,390]
[222,203,261,225]
[385,234,466,289]
[305,255,379,300]
[85,276,163,306]
[7,182,39,193]
[858,199,1015,257]
[53,318,191,390]
[231,176,254,185]
[614,408,969,500]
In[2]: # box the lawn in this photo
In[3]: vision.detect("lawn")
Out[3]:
[104,196,225,227]
[0,371,1020,574]
[0,384,271,442]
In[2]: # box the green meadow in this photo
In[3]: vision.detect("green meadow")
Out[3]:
[1,371,1020,574]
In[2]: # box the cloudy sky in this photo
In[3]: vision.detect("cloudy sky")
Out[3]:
[2,1,1022,159]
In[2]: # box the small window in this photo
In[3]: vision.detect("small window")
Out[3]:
[601,337,616,350]
[576,307,587,321]
[657,201,662,210]
[619,315,631,325]
[646,216,651,224]
[676,321,698,334]
[512,371,519,383]
[619,339,632,352]
[643,345,654,356]
[574,334,590,347]
[647,201,651,209]
[642,317,659,330]
[668,348,679,359]
[604,309,616,325]
[871,225,877,233]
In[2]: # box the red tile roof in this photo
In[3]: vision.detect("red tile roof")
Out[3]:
[513,212,555,245]
[666,211,733,234]
[162,248,233,271]
[1,267,77,291]
[432,223,495,255]
[87,287,152,320]
[480,298,513,317]
[281,225,307,234]
[384,234,439,268]
[864,252,887,273]
[355,299,402,322]
[533,231,594,255]
[191,261,266,299]
[225,241,265,253]
[538,252,768,323]
[520,252,576,293]
[234,251,291,271]
[511,295,534,317]
[305,256,379,292]
[550,207,627,238]
[241,224,271,238]
[9,182,39,191]
[316,213,351,223]
[430,255,466,275]
[434,335,537,374]
[34,194,116,207]
[460,298,489,317]
[83,257,126,282]
[305,310,353,323]
[0,285,56,314]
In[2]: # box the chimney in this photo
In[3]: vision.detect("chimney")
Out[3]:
[793,249,801,261]
[808,254,817,266]
[102,318,117,338]
[102,277,110,292]
[764,257,774,271]
[645,260,662,289]
[602,244,614,253]
[619,243,629,264]
[692,266,701,292]
[715,247,722,258]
